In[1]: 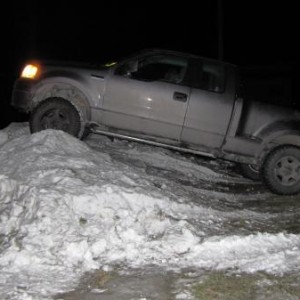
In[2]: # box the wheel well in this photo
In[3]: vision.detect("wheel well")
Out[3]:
[261,143,300,166]
[31,82,91,123]
[258,133,300,165]
[272,135,300,148]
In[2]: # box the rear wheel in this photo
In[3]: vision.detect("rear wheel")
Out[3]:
[30,97,82,138]
[262,146,300,195]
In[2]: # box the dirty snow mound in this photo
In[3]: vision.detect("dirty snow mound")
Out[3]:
[0,124,299,299]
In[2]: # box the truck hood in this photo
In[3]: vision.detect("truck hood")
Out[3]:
[38,61,110,81]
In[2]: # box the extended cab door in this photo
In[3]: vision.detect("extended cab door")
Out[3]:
[101,53,190,142]
[181,59,236,149]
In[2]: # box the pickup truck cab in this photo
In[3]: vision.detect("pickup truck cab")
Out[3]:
[11,49,300,195]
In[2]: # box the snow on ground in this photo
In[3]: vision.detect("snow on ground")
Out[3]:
[0,123,300,299]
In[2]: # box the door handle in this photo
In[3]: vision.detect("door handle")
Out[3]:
[173,92,187,102]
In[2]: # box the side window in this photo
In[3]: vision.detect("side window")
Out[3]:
[194,60,225,93]
[115,55,188,84]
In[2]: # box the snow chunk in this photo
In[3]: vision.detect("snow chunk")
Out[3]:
[0,131,8,146]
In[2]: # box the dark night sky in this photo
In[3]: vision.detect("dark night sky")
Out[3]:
[1,0,299,128]
[4,1,298,69]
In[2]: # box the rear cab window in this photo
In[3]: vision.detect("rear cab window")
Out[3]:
[189,58,226,93]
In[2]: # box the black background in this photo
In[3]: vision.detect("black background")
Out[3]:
[1,0,298,129]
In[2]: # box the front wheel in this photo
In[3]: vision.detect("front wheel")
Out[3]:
[30,97,83,138]
[239,163,260,181]
[262,146,300,195]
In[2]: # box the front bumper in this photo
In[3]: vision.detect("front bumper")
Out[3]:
[11,79,35,112]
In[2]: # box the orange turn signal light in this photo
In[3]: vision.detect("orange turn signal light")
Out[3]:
[21,64,39,79]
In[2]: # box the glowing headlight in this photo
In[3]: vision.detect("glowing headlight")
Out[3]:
[21,64,39,79]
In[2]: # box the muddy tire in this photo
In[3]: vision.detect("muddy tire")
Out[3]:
[262,146,300,195]
[239,163,260,181]
[30,97,82,138]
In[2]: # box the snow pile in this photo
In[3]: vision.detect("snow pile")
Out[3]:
[0,123,300,299]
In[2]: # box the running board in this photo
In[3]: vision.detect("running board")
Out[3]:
[91,128,215,158]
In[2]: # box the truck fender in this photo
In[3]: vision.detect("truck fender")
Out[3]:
[257,129,300,163]
[31,77,92,124]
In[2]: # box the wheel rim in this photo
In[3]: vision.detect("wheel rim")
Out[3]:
[40,108,71,131]
[274,155,300,186]
[249,164,259,173]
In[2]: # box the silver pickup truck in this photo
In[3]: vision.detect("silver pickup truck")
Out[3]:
[11,49,300,195]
